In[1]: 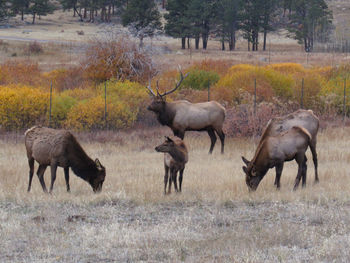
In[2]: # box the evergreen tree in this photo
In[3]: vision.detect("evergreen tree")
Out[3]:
[0,0,13,22]
[215,0,240,51]
[261,0,278,51]
[164,0,189,49]
[122,0,162,47]
[287,0,332,52]
[11,0,30,21]
[27,0,56,24]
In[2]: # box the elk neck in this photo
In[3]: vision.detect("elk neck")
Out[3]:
[66,135,98,182]
[157,101,176,127]
[167,145,187,164]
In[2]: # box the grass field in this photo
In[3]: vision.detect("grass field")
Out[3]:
[1,127,350,262]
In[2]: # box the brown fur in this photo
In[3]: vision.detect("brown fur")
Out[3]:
[155,136,188,194]
[242,126,312,191]
[25,126,106,193]
[148,97,226,154]
[242,109,319,187]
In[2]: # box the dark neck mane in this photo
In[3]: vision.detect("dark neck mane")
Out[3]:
[157,102,175,127]
[66,135,97,182]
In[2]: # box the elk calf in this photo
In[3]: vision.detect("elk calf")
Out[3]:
[155,136,188,194]
[25,126,106,193]
[242,126,312,191]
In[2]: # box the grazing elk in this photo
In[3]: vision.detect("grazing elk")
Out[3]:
[242,109,319,187]
[242,126,312,191]
[25,126,106,193]
[155,136,188,194]
[147,70,226,154]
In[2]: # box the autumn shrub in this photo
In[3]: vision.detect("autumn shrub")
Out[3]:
[0,85,49,130]
[44,67,89,91]
[0,60,42,86]
[189,59,233,76]
[65,97,136,131]
[214,65,294,105]
[267,63,305,74]
[50,94,77,128]
[82,36,156,83]
[60,88,96,100]
[180,69,219,90]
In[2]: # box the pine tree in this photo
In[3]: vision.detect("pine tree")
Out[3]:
[27,0,56,24]
[164,0,189,49]
[122,0,162,47]
[287,0,332,52]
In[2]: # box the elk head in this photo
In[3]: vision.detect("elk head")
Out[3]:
[241,156,263,191]
[155,136,174,153]
[90,158,106,193]
[146,67,189,113]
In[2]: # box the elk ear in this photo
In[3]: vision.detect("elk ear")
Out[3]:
[242,166,248,174]
[165,136,173,143]
[95,159,103,170]
[241,156,250,166]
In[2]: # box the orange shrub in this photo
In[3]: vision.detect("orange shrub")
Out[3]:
[0,60,42,86]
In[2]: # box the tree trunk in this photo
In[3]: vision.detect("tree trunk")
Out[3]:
[21,10,24,21]
[139,35,144,48]
[107,5,111,22]
[84,8,87,19]
[162,0,165,9]
[221,37,225,51]
[248,40,250,51]
[195,37,200,49]
[181,37,186,49]
[101,7,105,21]
[32,13,36,24]
[263,29,267,51]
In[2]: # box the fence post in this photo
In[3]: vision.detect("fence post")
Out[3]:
[301,78,304,109]
[49,80,52,127]
[208,81,210,101]
[254,78,257,116]
[104,81,107,129]
[344,78,347,121]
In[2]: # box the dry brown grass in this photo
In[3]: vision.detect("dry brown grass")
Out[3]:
[1,127,350,262]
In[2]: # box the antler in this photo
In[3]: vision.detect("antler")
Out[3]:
[160,66,189,97]
[146,79,157,97]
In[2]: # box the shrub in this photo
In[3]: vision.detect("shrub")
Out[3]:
[25,41,44,55]
[181,69,219,90]
[44,67,89,91]
[0,85,49,130]
[0,60,42,86]
[82,36,156,83]
[65,97,136,131]
[50,94,77,128]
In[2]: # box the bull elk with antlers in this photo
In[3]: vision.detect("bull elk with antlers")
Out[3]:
[147,70,226,154]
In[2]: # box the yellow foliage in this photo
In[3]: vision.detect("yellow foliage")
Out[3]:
[267,63,305,74]
[0,85,49,130]
[65,96,136,131]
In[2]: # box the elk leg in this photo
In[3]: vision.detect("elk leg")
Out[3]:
[310,141,319,183]
[27,158,35,192]
[64,167,70,192]
[179,168,184,192]
[216,130,225,154]
[168,168,173,194]
[293,155,305,191]
[36,164,48,193]
[207,128,217,154]
[164,165,169,195]
[173,171,178,192]
[49,163,58,194]
[302,156,308,188]
[275,163,284,189]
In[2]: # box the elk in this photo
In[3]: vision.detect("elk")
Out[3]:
[242,109,319,187]
[25,126,106,193]
[147,70,226,154]
[155,136,188,194]
[242,126,312,191]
